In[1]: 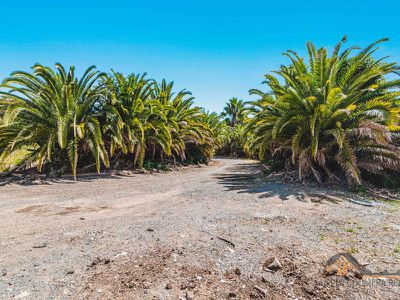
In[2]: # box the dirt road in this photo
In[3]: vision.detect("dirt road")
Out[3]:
[1,159,399,299]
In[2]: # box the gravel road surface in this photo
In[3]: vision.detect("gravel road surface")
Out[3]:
[1,159,399,299]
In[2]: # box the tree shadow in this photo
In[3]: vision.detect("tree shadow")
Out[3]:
[0,172,130,187]
[215,163,298,201]
[215,162,344,203]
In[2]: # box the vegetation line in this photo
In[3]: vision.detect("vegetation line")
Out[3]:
[0,37,399,188]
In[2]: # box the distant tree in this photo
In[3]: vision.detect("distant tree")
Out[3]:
[221,97,248,127]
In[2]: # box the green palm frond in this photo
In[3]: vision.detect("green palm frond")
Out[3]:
[246,38,400,184]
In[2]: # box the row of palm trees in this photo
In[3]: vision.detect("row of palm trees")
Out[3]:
[0,65,221,179]
[241,37,399,185]
[1,37,399,185]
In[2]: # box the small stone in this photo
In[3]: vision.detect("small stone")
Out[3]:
[165,283,172,290]
[228,292,237,298]
[113,251,128,259]
[146,228,154,232]
[303,286,316,296]
[186,290,194,300]
[66,270,74,275]
[143,282,150,289]
[90,258,101,267]
[263,257,282,271]
[104,258,110,264]
[254,285,267,296]
[391,224,400,231]
[32,242,47,249]
[14,291,30,299]
[234,268,241,275]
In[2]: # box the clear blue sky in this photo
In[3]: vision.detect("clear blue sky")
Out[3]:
[0,0,399,112]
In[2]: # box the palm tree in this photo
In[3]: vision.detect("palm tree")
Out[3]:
[203,111,225,148]
[247,38,400,184]
[221,97,248,126]
[218,124,250,157]
[101,71,170,168]
[0,63,109,180]
[102,74,215,167]
[152,79,214,161]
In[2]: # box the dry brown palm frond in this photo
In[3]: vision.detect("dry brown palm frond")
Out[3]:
[335,140,361,184]
[298,148,322,183]
[357,161,385,174]
[348,121,392,144]
[272,140,291,157]
[315,149,326,167]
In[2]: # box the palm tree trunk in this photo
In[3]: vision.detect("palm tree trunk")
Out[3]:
[160,151,164,162]
[137,143,145,169]
[152,144,156,160]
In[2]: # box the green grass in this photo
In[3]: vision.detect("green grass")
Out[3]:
[346,246,359,255]
[345,227,356,233]
[379,199,400,210]
[143,160,171,172]
[260,218,270,225]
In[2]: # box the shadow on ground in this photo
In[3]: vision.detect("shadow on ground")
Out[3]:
[214,162,349,205]
[215,162,299,201]
[0,172,126,187]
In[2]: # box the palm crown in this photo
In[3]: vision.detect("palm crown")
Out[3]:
[0,64,109,179]
[247,38,400,184]
[221,97,248,127]
[101,72,215,168]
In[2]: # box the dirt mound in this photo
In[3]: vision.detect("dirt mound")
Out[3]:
[79,246,396,300]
